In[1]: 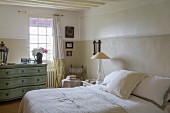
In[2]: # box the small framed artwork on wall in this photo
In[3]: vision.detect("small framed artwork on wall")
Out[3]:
[65,26,74,38]
[65,42,73,49]
[66,51,72,56]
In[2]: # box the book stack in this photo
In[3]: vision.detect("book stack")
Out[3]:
[66,75,77,80]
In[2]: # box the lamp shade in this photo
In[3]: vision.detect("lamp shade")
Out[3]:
[91,52,110,59]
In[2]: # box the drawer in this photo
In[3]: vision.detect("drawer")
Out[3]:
[0,78,22,89]
[34,76,46,84]
[18,67,47,76]
[0,69,18,78]
[22,76,46,86]
[0,88,22,101]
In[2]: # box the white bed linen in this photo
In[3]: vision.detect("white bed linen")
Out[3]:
[19,85,168,113]
[88,85,168,113]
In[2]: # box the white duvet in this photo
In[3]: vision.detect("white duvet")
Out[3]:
[19,85,168,113]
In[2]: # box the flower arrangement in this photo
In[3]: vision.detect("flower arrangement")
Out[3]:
[32,47,48,58]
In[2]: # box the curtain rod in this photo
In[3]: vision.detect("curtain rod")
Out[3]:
[18,10,64,16]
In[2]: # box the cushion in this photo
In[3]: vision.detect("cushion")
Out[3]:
[102,70,121,85]
[104,70,146,99]
[132,75,170,109]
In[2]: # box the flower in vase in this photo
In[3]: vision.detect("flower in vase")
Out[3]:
[32,47,48,58]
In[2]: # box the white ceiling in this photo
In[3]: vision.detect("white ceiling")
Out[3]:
[0,0,118,11]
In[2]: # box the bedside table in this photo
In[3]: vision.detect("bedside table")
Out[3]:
[82,81,95,87]
[62,79,81,88]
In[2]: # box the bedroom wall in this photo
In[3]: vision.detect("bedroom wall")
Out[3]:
[78,35,170,79]
[78,0,170,79]
[0,5,80,70]
[80,0,170,40]
[0,39,28,63]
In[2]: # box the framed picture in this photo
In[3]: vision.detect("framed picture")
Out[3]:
[93,40,101,55]
[65,42,73,49]
[65,26,74,38]
[66,51,72,56]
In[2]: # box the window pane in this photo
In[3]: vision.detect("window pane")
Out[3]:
[29,18,38,26]
[47,36,53,43]
[30,44,38,52]
[42,54,47,60]
[47,27,52,35]
[39,27,46,35]
[47,50,53,60]
[30,51,34,58]
[39,44,46,49]
[30,35,38,43]
[39,36,46,43]
[30,27,38,34]
[47,44,52,51]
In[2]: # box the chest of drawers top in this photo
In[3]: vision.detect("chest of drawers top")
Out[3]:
[0,64,47,78]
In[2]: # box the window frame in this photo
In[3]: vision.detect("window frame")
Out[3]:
[28,17,53,61]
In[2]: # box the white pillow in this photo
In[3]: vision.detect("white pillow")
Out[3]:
[132,75,170,109]
[104,70,146,99]
[102,70,121,85]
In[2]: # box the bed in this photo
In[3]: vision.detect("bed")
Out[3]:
[18,70,170,113]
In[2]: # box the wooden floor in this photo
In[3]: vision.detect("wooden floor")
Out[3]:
[0,99,21,113]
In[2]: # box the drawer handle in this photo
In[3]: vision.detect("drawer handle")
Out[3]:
[6,83,9,85]
[22,80,24,83]
[37,79,40,82]
[22,70,24,73]
[38,70,40,72]
[6,72,8,74]
[5,93,9,96]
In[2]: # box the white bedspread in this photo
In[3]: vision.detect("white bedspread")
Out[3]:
[18,85,168,113]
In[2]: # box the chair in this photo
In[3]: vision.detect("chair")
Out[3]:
[69,65,84,80]
[61,65,84,88]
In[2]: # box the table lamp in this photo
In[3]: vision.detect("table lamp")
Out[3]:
[91,52,110,84]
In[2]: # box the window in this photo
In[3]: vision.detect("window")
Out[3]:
[29,18,53,60]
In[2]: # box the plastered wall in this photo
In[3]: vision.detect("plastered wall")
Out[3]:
[79,35,170,79]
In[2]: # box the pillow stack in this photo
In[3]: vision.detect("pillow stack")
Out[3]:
[103,70,146,99]
[132,75,170,109]
[103,70,170,109]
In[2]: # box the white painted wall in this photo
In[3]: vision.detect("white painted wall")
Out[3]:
[80,0,170,40]
[0,5,80,41]
[0,5,80,68]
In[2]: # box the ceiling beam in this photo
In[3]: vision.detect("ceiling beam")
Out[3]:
[0,0,93,9]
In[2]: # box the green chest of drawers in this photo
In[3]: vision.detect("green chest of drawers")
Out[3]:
[0,64,47,102]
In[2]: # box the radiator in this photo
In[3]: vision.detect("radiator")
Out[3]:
[47,69,56,88]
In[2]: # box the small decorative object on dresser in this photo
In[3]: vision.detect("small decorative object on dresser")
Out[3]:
[0,64,47,102]
[0,41,9,65]
[32,47,48,64]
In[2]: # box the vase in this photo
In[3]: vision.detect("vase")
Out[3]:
[36,53,42,64]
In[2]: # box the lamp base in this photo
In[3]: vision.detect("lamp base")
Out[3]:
[96,79,102,85]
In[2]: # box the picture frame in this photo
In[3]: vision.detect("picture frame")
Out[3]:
[66,51,72,56]
[93,40,101,55]
[65,26,74,38]
[65,42,73,49]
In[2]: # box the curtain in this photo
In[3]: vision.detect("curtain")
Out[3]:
[53,16,65,88]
